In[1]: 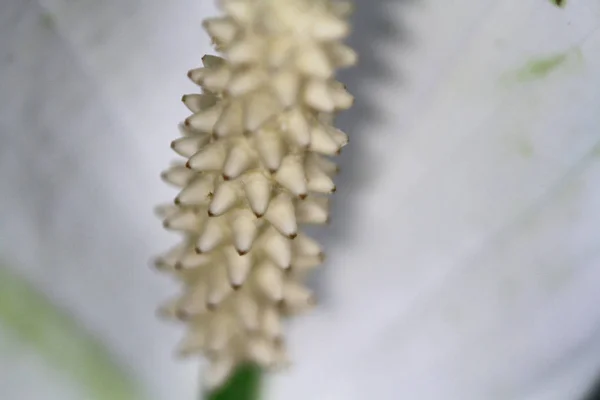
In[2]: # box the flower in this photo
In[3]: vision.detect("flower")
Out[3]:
[154,0,356,388]
[3,1,600,400]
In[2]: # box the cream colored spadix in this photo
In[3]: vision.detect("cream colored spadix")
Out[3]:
[262,227,293,269]
[264,192,298,238]
[163,209,202,233]
[274,155,308,198]
[261,306,283,339]
[224,245,253,286]
[154,0,356,389]
[271,71,301,108]
[181,93,218,113]
[175,176,214,206]
[171,134,211,158]
[161,164,195,187]
[202,17,238,49]
[235,293,260,331]
[230,209,258,254]
[243,172,272,217]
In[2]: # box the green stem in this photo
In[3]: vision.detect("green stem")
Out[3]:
[204,363,262,400]
[0,265,145,400]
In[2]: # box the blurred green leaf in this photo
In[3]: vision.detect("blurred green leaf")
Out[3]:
[204,363,262,400]
[0,265,145,400]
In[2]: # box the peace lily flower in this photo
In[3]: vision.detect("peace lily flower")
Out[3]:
[1,1,600,400]
[154,0,356,388]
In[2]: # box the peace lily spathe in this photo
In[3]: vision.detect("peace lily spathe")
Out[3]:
[154,0,356,388]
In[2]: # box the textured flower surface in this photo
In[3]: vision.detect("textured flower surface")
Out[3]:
[1,0,600,400]
[154,0,356,388]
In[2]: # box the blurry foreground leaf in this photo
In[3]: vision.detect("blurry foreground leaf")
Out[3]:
[204,363,262,400]
[0,265,145,400]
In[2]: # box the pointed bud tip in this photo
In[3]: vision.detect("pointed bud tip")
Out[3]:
[206,302,217,311]
[253,212,263,218]
[288,232,298,239]
[222,174,231,181]
[174,197,181,205]
[298,193,307,200]
[331,186,337,193]
[231,283,242,291]
[152,258,166,270]
[185,160,192,169]
[195,247,202,254]
[176,309,190,321]
[173,262,183,271]
[207,210,215,217]
[237,249,249,256]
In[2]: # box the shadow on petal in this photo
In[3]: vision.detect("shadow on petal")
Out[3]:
[307,0,418,302]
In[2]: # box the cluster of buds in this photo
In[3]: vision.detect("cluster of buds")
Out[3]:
[154,0,356,388]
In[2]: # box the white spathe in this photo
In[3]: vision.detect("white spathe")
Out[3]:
[1,0,600,400]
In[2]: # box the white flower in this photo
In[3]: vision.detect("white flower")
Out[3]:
[154,0,356,388]
[2,1,600,400]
